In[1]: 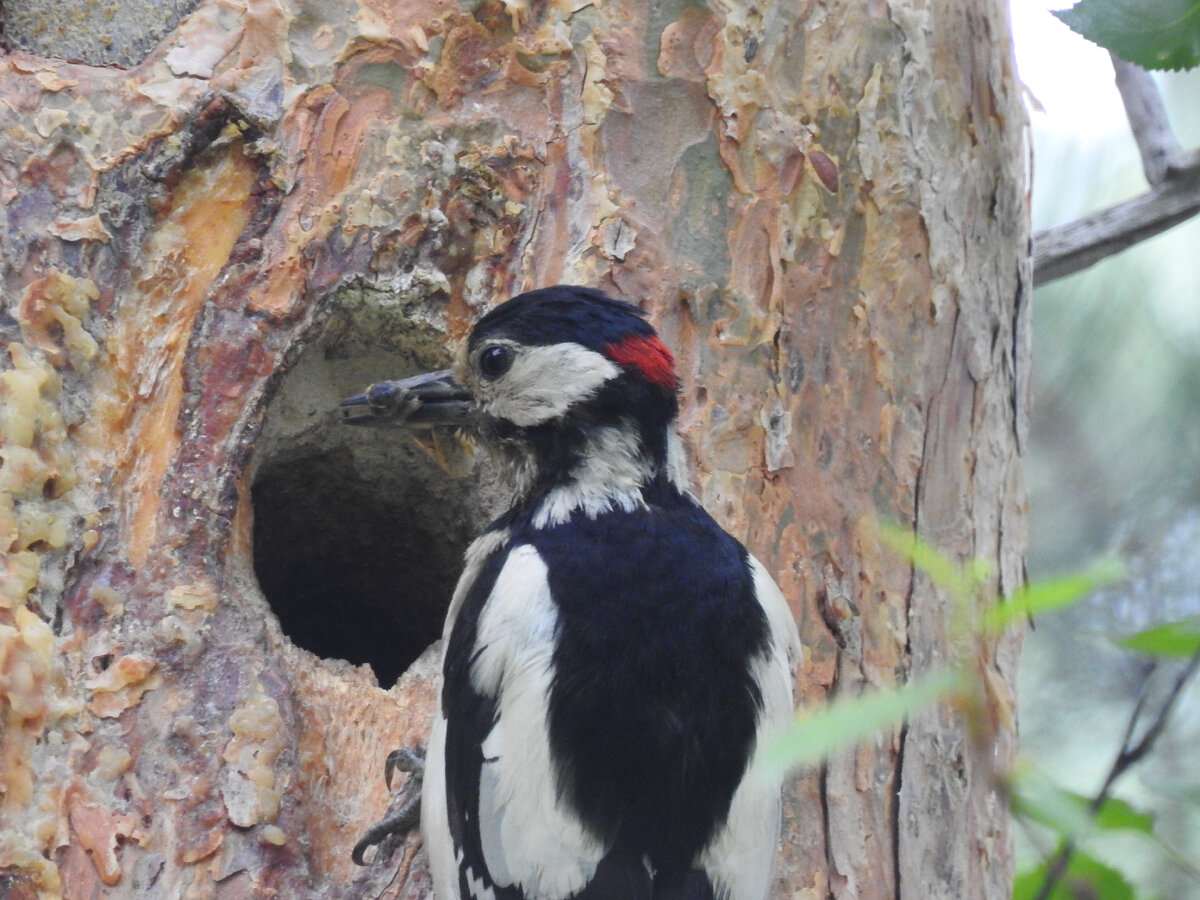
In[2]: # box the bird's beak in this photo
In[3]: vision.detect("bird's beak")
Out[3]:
[339,368,474,428]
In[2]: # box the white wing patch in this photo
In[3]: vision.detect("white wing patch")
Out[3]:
[443,528,512,640]
[700,556,801,900]
[471,544,606,898]
[425,527,512,900]
[422,712,460,899]
[748,554,803,676]
[463,864,499,900]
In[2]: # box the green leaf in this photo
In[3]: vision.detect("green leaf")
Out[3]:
[1012,770,1155,839]
[758,669,963,778]
[1116,615,1200,657]
[983,558,1124,634]
[877,523,978,599]
[1093,796,1155,835]
[1014,852,1138,900]
[1055,0,1200,71]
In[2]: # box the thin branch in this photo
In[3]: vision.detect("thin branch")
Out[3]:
[1032,160,1200,285]
[1031,646,1200,900]
[1110,54,1182,186]
[1032,60,1200,287]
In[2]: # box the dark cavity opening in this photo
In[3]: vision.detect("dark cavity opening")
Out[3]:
[252,448,469,685]
[250,294,500,686]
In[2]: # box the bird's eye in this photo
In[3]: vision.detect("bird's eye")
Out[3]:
[478,344,515,380]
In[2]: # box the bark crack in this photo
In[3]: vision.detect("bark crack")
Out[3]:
[818,761,836,900]
[1011,254,1029,455]
[892,721,908,900]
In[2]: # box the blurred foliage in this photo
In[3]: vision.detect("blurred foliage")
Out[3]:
[759,668,964,777]
[765,527,1113,782]
[1025,81,1200,896]
[1011,764,1200,899]
[1014,854,1137,900]
[1118,616,1200,657]
[982,560,1126,633]
[1055,0,1200,71]
[764,528,1200,899]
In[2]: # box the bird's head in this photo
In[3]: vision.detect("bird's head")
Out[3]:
[342,286,687,512]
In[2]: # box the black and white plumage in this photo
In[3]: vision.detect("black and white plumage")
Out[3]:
[344,286,801,900]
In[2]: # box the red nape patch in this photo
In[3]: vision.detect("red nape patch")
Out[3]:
[605,334,678,391]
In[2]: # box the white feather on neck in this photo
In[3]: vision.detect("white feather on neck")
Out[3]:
[528,421,690,529]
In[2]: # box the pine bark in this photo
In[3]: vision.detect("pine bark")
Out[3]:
[0,1,1027,898]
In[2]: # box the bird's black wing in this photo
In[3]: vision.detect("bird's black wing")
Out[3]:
[434,538,612,900]
[527,497,776,897]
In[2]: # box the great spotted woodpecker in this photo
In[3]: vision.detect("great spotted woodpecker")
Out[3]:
[342,286,801,900]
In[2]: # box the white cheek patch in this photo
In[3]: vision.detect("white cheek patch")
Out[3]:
[480,343,619,427]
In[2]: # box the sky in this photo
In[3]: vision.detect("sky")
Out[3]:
[1009,0,1129,138]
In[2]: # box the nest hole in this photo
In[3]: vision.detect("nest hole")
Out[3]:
[252,448,470,685]
[249,303,496,686]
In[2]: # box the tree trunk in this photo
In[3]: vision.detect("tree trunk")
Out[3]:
[0,1,1027,898]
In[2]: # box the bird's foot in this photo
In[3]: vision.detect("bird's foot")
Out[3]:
[351,744,426,866]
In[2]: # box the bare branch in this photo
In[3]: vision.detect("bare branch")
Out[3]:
[1032,60,1200,287]
[1032,157,1200,286]
[1111,55,1182,186]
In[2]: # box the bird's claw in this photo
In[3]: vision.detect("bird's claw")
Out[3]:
[351,743,427,867]
[385,744,425,791]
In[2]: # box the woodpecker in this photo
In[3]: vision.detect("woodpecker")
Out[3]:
[342,286,801,900]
